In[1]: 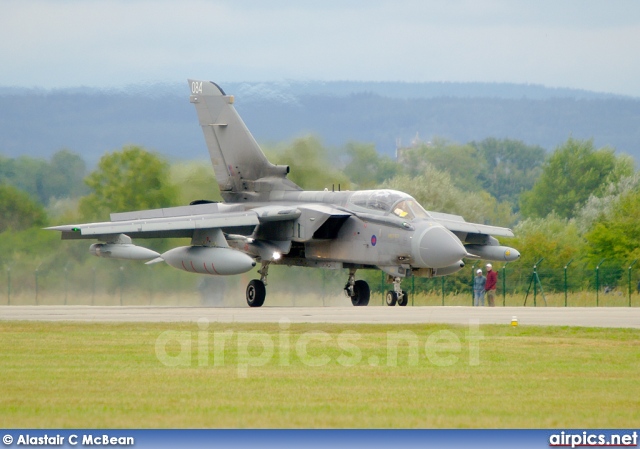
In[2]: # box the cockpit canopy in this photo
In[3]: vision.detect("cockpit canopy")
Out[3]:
[348,189,431,221]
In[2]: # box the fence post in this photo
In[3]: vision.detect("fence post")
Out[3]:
[35,267,39,305]
[64,267,68,305]
[533,266,537,307]
[321,269,326,306]
[119,266,124,306]
[7,268,10,305]
[628,260,638,307]
[411,275,415,306]
[92,267,96,304]
[502,263,507,306]
[596,258,607,307]
[564,258,574,307]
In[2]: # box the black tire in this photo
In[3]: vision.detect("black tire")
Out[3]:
[397,290,409,307]
[352,280,370,306]
[386,290,398,306]
[246,279,266,307]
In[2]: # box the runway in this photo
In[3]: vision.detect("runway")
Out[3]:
[1,305,639,328]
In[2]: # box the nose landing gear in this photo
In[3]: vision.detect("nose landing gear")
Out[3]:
[386,276,408,307]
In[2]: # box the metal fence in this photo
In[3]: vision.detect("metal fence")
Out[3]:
[2,258,639,307]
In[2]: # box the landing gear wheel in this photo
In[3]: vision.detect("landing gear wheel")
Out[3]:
[351,280,370,306]
[397,290,409,307]
[386,290,398,306]
[246,279,266,307]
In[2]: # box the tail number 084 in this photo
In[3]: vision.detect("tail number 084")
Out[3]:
[191,81,203,94]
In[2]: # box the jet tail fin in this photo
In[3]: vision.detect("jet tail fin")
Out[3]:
[188,79,300,201]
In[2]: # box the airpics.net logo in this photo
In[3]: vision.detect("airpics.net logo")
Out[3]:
[154,318,484,378]
[549,431,638,448]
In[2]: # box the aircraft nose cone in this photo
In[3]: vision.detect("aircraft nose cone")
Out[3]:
[414,225,467,268]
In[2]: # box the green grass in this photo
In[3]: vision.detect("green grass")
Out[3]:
[1,321,638,428]
[407,291,640,307]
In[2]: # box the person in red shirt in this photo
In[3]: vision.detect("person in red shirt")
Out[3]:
[485,263,498,307]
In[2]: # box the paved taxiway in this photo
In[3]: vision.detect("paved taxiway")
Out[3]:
[1,305,639,328]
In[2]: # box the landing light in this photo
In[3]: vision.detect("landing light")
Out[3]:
[272,252,282,261]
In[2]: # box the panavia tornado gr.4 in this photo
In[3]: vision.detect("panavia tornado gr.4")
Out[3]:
[48,79,520,307]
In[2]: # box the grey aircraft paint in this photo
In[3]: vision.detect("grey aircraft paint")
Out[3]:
[47,80,520,307]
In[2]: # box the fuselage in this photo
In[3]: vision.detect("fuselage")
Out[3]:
[232,188,469,278]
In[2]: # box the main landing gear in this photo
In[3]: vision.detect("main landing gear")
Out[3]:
[246,261,269,307]
[246,265,397,308]
[344,268,370,306]
[385,276,408,307]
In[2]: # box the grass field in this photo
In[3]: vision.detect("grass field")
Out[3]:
[1,321,638,428]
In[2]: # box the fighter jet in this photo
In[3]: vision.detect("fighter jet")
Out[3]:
[47,79,520,307]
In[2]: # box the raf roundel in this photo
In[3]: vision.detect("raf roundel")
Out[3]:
[371,235,377,246]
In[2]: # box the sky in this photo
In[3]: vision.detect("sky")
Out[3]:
[2,0,640,97]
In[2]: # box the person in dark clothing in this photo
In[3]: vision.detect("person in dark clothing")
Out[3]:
[485,263,498,307]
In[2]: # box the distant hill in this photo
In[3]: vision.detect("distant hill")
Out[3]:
[1,81,639,165]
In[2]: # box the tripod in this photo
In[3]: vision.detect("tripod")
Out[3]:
[524,259,547,306]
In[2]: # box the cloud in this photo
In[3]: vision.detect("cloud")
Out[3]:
[1,0,640,96]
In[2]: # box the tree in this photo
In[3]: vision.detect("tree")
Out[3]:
[575,173,640,234]
[79,146,179,221]
[520,138,634,219]
[171,160,221,204]
[265,136,350,191]
[381,166,515,227]
[0,155,48,205]
[46,149,88,200]
[400,138,487,192]
[0,184,47,232]
[584,189,640,267]
[471,138,546,210]
[506,214,586,292]
[343,142,400,188]
[0,150,88,205]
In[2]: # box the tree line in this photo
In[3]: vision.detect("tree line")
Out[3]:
[1,136,638,297]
